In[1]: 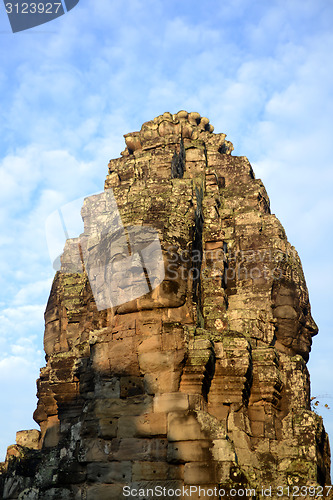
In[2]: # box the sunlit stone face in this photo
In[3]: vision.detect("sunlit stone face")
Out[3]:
[111,246,189,314]
[272,280,318,362]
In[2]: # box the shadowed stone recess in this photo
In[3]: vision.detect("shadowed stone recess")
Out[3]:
[0,111,331,499]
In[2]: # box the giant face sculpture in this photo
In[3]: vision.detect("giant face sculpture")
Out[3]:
[272,279,318,362]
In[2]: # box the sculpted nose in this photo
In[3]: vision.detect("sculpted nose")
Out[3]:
[305,315,318,337]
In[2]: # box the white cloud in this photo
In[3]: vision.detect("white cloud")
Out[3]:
[11,279,53,307]
[0,353,41,379]
[0,305,45,342]
[0,353,41,461]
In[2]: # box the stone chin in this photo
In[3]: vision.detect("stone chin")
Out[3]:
[114,251,189,314]
[115,280,187,314]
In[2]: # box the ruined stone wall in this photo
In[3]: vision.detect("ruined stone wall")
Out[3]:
[0,111,331,499]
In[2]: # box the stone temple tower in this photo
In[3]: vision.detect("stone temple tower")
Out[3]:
[0,111,331,499]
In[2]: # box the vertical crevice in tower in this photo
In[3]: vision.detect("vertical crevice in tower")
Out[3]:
[171,136,186,178]
[192,185,204,324]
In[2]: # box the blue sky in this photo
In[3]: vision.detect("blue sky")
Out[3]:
[0,0,332,464]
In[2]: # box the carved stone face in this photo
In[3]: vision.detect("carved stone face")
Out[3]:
[113,246,188,314]
[272,280,318,362]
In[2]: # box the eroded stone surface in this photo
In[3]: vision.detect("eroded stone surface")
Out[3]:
[0,112,330,499]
